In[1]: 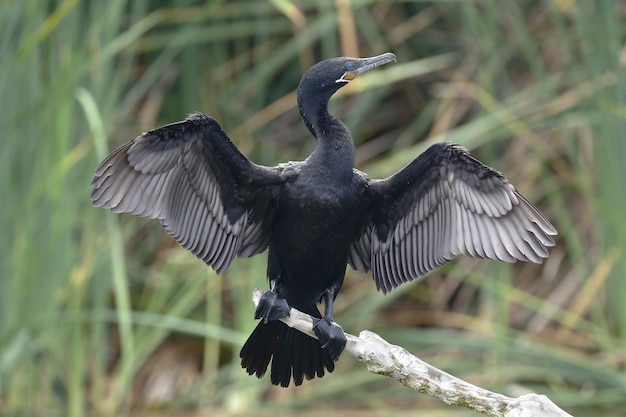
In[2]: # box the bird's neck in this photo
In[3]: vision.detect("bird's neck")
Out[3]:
[306,109,356,180]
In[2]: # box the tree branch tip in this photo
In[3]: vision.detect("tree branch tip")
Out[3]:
[247,290,573,417]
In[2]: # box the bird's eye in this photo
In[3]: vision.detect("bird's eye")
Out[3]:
[346,63,354,71]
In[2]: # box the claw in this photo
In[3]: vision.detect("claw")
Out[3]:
[313,318,347,361]
[254,291,291,322]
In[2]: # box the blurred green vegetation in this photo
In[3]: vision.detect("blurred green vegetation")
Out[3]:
[2,0,626,416]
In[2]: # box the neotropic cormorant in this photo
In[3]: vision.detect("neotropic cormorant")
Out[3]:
[91,53,557,387]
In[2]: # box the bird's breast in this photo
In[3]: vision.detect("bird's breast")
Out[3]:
[272,178,364,259]
[267,174,368,304]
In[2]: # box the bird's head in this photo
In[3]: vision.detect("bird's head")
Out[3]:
[297,53,396,130]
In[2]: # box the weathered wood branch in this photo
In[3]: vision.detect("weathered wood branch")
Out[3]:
[252,289,573,417]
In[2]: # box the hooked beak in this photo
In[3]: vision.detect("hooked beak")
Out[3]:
[336,52,397,83]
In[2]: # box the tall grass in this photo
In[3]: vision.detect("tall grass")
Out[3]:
[1,1,625,416]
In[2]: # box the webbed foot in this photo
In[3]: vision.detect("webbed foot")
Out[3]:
[254,291,290,322]
[313,318,347,361]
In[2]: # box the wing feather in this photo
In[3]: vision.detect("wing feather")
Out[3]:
[349,142,556,293]
[91,113,281,273]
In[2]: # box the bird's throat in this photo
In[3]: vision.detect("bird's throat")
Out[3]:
[308,113,356,180]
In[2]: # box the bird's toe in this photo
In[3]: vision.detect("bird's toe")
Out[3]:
[313,318,347,361]
[254,291,291,322]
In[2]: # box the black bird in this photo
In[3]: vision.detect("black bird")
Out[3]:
[91,53,556,387]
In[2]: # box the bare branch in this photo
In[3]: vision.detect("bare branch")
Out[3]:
[252,289,573,417]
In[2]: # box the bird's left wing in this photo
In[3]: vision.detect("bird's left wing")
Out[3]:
[91,112,282,273]
[348,142,557,294]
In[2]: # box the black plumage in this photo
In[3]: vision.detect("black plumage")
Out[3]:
[91,53,557,387]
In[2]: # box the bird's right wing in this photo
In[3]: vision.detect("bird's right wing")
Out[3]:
[348,142,557,293]
[91,112,282,273]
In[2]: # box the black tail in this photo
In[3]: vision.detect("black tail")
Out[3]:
[240,320,334,387]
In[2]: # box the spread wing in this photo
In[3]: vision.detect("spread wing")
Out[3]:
[348,142,557,293]
[91,112,282,273]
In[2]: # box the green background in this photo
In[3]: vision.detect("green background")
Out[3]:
[2,0,626,416]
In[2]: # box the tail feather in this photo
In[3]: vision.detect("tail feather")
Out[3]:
[240,319,279,379]
[240,320,334,387]
[291,331,303,384]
